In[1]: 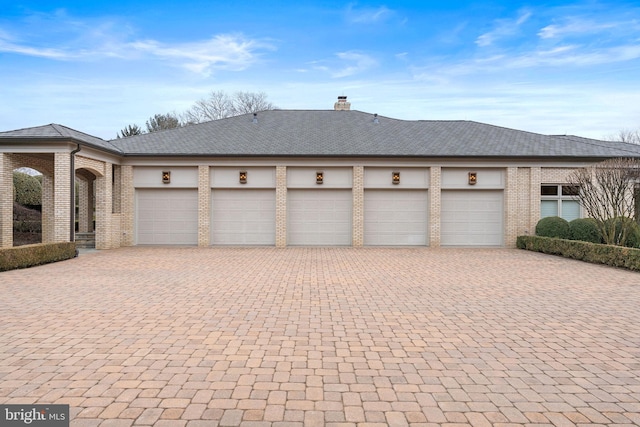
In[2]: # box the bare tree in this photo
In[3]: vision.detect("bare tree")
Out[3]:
[182,91,233,123]
[604,129,640,144]
[146,113,182,133]
[115,91,277,137]
[233,91,277,115]
[568,158,640,245]
[182,90,277,124]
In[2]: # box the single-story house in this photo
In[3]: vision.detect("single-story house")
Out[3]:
[2,96,640,249]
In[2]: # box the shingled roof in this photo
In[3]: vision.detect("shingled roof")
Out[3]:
[0,123,121,154]
[110,110,640,158]
[3,111,640,159]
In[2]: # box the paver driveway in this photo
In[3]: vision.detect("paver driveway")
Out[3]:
[1,247,639,427]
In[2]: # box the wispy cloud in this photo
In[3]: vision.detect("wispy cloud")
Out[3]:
[537,15,640,42]
[538,19,617,39]
[0,11,273,76]
[332,51,378,78]
[476,9,532,47]
[129,35,274,76]
[345,4,395,24]
[0,38,71,59]
[415,42,640,80]
[302,51,377,77]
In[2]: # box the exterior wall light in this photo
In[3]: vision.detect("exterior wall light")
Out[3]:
[392,171,400,185]
[316,171,324,185]
[239,170,247,184]
[162,171,171,184]
[468,172,477,185]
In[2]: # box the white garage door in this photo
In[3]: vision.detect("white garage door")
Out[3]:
[136,189,198,245]
[441,190,503,246]
[364,190,428,246]
[288,190,352,245]
[211,189,276,245]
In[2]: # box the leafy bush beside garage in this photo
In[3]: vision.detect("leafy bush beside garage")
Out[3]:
[0,242,77,272]
[517,235,640,271]
[603,217,640,248]
[568,218,601,243]
[535,216,570,239]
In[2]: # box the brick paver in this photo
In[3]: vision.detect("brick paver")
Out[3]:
[1,247,639,426]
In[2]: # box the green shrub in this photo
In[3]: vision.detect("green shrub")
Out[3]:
[13,202,42,236]
[0,242,77,272]
[603,217,640,248]
[13,171,42,206]
[626,222,640,248]
[569,218,602,243]
[535,216,570,239]
[13,220,42,233]
[517,235,640,271]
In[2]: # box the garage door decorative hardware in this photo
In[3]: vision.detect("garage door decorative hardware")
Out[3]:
[392,171,400,185]
[468,172,477,185]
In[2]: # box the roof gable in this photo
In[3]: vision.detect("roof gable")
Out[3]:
[0,123,122,154]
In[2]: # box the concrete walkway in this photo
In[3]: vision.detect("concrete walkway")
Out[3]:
[1,247,639,426]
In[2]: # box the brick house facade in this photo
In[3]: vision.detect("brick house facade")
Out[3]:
[2,100,640,249]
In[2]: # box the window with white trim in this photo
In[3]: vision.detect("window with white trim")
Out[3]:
[540,185,581,221]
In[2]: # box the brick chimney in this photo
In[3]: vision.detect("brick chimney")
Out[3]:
[334,95,351,111]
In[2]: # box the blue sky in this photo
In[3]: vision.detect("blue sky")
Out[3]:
[1,1,639,140]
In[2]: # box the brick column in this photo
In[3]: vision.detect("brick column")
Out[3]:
[53,152,71,243]
[198,165,210,247]
[276,166,287,248]
[112,165,122,214]
[505,167,519,247]
[429,166,441,247]
[95,163,113,249]
[530,167,541,232]
[87,178,95,232]
[77,178,89,233]
[41,174,54,244]
[352,166,364,247]
[0,153,12,248]
[120,165,134,246]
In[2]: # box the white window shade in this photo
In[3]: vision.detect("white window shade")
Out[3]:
[541,200,559,218]
[562,200,581,221]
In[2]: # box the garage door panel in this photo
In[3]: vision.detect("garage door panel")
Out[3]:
[136,189,198,245]
[364,190,428,246]
[172,210,193,221]
[137,222,153,234]
[154,199,171,209]
[441,191,503,246]
[211,189,275,245]
[288,190,352,245]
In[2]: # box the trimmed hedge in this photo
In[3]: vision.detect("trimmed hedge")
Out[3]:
[568,218,601,243]
[535,216,570,239]
[0,242,77,272]
[13,220,42,233]
[517,235,640,271]
[13,171,42,206]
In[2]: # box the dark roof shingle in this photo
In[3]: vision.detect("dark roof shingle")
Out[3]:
[0,123,122,154]
[109,110,640,158]
[3,111,640,159]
